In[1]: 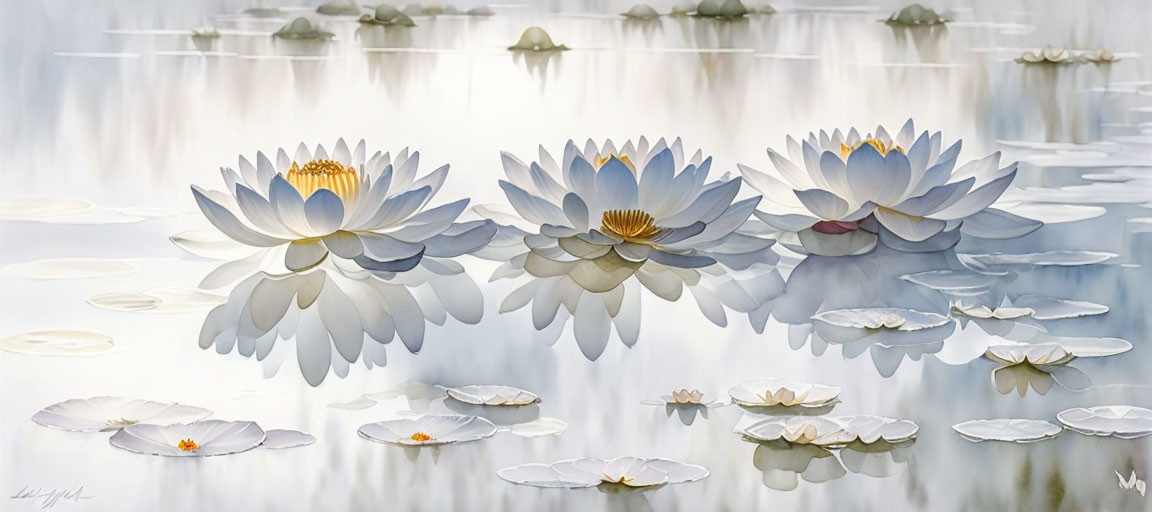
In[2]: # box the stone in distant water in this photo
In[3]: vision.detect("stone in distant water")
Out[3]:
[508,27,569,52]
[316,0,361,15]
[622,4,660,20]
[359,4,416,26]
[466,5,494,16]
[244,7,282,17]
[695,0,748,18]
[886,3,946,25]
[274,17,334,39]
[191,26,220,38]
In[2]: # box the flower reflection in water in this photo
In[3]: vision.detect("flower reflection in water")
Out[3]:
[751,439,915,491]
[198,255,485,386]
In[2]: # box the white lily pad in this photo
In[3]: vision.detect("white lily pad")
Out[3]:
[260,429,316,449]
[3,259,136,279]
[32,397,213,432]
[741,415,919,446]
[952,419,1062,443]
[87,287,226,313]
[1057,406,1152,439]
[328,398,377,410]
[498,457,708,488]
[507,417,568,437]
[959,251,1117,268]
[446,385,539,406]
[0,330,140,356]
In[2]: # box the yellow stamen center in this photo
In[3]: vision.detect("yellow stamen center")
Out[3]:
[594,153,636,172]
[600,209,663,242]
[840,139,906,160]
[605,475,635,484]
[410,432,432,442]
[285,159,361,201]
[177,439,199,451]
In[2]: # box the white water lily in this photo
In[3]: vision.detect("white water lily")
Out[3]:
[200,262,483,386]
[32,397,212,432]
[183,139,495,274]
[109,420,266,457]
[358,414,497,446]
[952,419,1062,443]
[498,457,709,488]
[741,415,918,446]
[728,378,840,407]
[446,385,539,406]
[740,120,1041,256]
[1057,406,1152,439]
[478,138,780,360]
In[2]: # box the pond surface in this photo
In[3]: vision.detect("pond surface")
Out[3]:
[2,0,1152,510]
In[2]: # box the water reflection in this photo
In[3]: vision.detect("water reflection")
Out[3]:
[199,254,485,385]
[750,438,915,491]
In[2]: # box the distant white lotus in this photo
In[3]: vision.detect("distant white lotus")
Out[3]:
[109,420,266,457]
[478,138,780,359]
[446,385,540,406]
[1017,46,1072,64]
[740,415,918,446]
[952,419,1062,443]
[33,397,213,432]
[663,388,706,405]
[740,120,1040,256]
[184,139,495,274]
[498,457,709,488]
[728,378,840,407]
[358,414,497,446]
[1083,49,1121,63]
[1057,406,1152,439]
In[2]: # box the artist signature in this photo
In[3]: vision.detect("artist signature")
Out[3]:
[9,486,94,509]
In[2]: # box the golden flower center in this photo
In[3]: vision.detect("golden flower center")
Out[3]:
[410,432,432,442]
[285,159,361,200]
[594,153,636,172]
[600,209,663,242]
[177,439,199,451]
[840,139,906,160]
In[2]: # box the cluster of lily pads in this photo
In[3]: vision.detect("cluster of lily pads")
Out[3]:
[31,397,315,456]
[953,405,1152,443]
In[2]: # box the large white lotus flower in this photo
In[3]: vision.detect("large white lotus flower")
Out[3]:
[477,138,782,360]
[186,139,495,274]
[740,120,1042,256]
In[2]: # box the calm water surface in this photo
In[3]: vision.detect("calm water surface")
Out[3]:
[2,0,1152,510]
